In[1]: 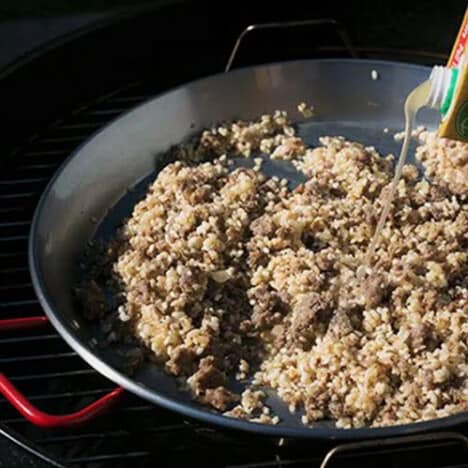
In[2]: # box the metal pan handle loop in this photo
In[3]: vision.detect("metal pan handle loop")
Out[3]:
[225,19,357,72]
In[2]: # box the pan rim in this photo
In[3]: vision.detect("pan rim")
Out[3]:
[29,58,468,439]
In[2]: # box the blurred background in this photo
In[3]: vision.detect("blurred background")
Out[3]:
[0,0,466,70]
[0,0,139,69]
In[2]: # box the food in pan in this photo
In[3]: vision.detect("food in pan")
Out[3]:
[77,111,467,429]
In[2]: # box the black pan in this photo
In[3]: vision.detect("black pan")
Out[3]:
[29,58,468,439]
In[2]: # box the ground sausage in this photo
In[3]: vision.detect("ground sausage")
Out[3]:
[363,273,389,309]
[410,322,441,352]
[250,286,288,330]
[410,323,432,350]
[291,293,332,349]
[190,356,226,391]
[166,346,197,376]
[202,387,239,411]
[270,324,286,349]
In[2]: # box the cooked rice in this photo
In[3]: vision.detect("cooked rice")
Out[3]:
[78,111,468,428]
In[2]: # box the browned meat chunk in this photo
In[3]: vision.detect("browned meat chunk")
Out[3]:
[270,324,286,348]
[190,356,226,390]
[248,247,269,269]
[363,274,389,309]
[354,150,371,166]
[410,323,432,350]
[429,184,450,202]
[166,346,197,376]
[327,309,353,338]
[410,322,441,352]
[291,293,332,348]
[189,185,212,204]
[250,286,288,330]
[225,406,249,419]
[406,209,421,224]
[201,387,239,411]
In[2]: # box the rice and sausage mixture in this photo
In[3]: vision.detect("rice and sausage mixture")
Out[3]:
[79,111,467,428]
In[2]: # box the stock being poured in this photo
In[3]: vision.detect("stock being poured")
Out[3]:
[362,8,468,274]
[362,79,432,273]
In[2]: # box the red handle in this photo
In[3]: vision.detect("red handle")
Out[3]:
[0,375,124,428]
[0,316,49,331]
[0,315,125,428]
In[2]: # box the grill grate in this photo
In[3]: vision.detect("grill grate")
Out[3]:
[1,72,467,467]
[0,81,185,467]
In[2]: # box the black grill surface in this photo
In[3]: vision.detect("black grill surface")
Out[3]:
[1,3,468,466]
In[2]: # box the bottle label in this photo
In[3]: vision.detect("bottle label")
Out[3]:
[439,7,468,141]
[448,8,468,67]
[456,101,468,139]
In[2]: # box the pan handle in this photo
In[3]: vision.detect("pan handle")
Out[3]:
[0,316,49,331]
[0,376,125,428]
[225,19,357,72]
[320,432,468,468]
[0,316,125,428]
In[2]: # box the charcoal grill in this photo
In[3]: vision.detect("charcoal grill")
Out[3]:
[0,2,467,466]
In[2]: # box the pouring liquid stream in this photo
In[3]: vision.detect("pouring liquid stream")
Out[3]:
[361,79,432,277]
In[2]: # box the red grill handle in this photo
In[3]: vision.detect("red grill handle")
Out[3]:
[0,376,124,428]
[0,316,49,331]
[0,316,125,428]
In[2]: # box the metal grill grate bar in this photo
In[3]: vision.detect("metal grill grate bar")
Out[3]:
[10,369,96,382]
[0,221,31,228]
[23,150,69,157]
[68,451,149,464]
[0,352,77,364]
[0,334,59,344]
[0,235,29,242]
[39,424,188,444]
[86,108,129,116]
[106,95,150,104]
[0,178,48,185]
[2,403,165,426]
[56,122,104,130]
[0,192,38,200]
[0,299,39,307]
[0,283,33,291]
[41,136,93,144]
[17,163,60,170]
[22,388,115,403]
